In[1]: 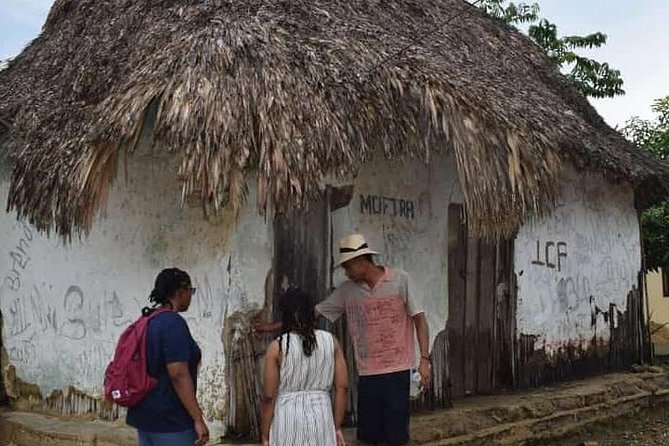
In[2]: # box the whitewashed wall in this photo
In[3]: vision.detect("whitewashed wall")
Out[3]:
[515,166,641,352]
[0,153,273,426]
[330,154,464,353]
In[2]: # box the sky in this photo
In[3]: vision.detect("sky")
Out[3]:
[1,0,668,127]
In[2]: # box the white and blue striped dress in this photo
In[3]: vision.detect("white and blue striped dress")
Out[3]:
[270,329,336,446]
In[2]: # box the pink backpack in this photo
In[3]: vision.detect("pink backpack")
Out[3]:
[104,308,168,407]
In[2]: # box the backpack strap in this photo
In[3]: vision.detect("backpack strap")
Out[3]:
[141,306,170,319]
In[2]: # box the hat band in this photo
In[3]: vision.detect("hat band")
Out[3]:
[340,243,368,253]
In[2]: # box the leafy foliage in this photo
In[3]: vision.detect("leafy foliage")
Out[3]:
[622,97,669,161]
[621,97,669,272]
[479,0,540,24]
[478,0,624,98]
[640,205,669,273]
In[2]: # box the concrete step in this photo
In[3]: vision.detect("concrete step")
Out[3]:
[0,410,135,446]
[1,371,669,446]
[411,371,669,445]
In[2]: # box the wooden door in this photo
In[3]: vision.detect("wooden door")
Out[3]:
[272,187,359,426]
[447,204,515,397]
[273,197,329,312]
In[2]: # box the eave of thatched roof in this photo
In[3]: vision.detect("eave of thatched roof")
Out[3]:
[1,0,668,239]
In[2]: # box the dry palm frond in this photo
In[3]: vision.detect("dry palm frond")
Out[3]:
[0,0,667,239]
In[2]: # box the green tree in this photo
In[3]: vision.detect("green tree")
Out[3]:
[621,97,669,272]
[480,0,540,24]
[478,0,625,98]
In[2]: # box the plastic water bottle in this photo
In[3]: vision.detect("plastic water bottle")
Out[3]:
[409,369,422,399]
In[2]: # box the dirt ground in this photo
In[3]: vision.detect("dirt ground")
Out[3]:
[4,370,669,446]
[2,411,669,446]
[535,404,669,446]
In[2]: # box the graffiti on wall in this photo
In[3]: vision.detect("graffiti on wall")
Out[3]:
[1,219,141,371]
[3,221,33,292]
[3,284,138,365]
[359,194,415,219]
[531,240,568,271]
[515,170,641,348]
[0,219,251,390]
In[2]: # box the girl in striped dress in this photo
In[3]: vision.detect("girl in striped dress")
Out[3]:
[261,288,348,446]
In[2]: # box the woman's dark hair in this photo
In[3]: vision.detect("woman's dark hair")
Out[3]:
[149,267,191,306]
[278,288,317,357]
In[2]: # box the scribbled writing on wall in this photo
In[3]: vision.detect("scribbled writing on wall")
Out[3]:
[182,274,229,327]
[61,285,87,340]
[197,275,215,320]
[360,195,415,219]
[77,342,116,386]
[6,285,57,366]
[556,273,591,314]
[380,224,412,270]
[3,222,34,291]
[515,173,642,354]
[8,340,37,367]
[4,283,137,369]
[531,240,567,272]
[7,285,57,338]
[58,286,135,340]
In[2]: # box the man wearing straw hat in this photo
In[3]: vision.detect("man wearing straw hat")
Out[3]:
[256,233,431,446]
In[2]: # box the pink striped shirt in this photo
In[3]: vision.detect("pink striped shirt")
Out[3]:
[316,268,423,376]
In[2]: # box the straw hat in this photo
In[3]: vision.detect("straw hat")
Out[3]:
[337,234,378,266]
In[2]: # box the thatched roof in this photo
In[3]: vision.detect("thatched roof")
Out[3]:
[1,0,668,239]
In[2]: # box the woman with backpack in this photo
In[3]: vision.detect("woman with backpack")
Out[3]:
[126,267,209,446]
[260,288,349,446]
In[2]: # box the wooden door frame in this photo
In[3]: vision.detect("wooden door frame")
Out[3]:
[447,203,516,397]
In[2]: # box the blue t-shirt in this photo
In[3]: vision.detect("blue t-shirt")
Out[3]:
[127,311,202,432]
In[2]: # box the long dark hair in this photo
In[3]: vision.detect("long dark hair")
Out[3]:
[145,268,191,312]
[278,288,317,357]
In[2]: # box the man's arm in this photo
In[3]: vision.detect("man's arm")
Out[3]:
[413,312,431,389]
[254,309,322,334]
[254,320,283,333]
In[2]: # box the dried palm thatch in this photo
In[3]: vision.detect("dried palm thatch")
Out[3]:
[0,0,667,240]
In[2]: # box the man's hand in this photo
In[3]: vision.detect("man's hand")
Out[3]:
[194,418,209,446]
[252,319,282,335]
[418,357,432,390]
[412,313,431,391]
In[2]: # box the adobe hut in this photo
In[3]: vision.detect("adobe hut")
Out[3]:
[1,0,668,437]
